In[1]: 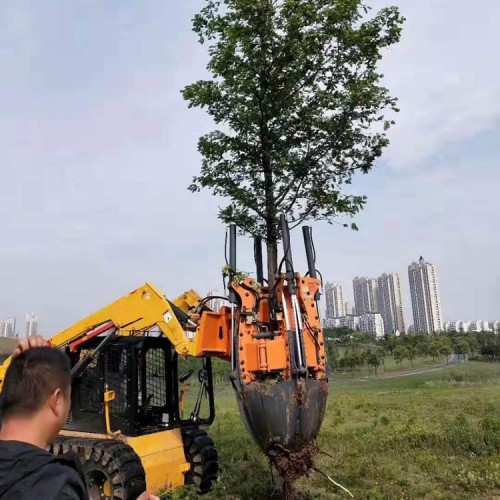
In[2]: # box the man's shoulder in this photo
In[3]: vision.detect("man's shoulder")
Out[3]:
[39,452,88,498]
[0,441,87,500]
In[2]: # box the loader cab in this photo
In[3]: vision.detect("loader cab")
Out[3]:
[66,335,215,436]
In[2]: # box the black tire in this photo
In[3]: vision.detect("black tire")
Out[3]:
[51,437,146,500]
[182,429,219,494]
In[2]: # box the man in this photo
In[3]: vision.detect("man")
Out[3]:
[0,336,158,500]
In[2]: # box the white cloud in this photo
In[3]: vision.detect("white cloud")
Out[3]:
[374,0,500,167]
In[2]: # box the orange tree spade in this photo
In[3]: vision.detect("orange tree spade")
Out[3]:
[182,0,404,283]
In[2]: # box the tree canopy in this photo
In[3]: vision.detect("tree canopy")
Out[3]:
[183,0,405,278]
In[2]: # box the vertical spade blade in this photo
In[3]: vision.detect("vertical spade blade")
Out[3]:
[233,378,328,452]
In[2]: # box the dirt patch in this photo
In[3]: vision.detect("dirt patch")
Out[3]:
[267,442,318,499]
[0,338,16,356]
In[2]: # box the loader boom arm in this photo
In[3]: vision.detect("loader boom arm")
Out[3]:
[50,282,200,355]
[0,282,230,387]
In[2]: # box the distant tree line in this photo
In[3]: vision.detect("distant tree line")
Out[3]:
[323,327,500,376]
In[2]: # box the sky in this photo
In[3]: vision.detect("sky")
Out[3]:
[0,0,499,334]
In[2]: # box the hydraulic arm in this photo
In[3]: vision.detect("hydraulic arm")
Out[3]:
[226,216,328,456]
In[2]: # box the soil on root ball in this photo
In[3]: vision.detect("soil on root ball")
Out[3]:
[266,442,318,500]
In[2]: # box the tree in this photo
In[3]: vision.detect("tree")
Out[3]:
[393,345,408,367]
[403,334,419,350]
[417,337,430,361]
[366,351,381,377]
[429,339,441,362]
[324,339,338,372]
[439,343,453,365]
[383,335,399,355]
[377,346,387,370]
[465,335,479,356]
[183,0,405,281]
[455,339,470,361]
[343,353,358,376]
[406,345,417,368]
[324,326,354,341]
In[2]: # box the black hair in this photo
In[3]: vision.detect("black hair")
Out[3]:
[0,346,71,419]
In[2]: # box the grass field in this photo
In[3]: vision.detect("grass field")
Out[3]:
[165,361,500,499]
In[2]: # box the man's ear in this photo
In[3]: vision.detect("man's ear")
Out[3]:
[48,388,63,415]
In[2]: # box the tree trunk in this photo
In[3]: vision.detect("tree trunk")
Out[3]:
[266,237,278,288]
[261,117,277,287]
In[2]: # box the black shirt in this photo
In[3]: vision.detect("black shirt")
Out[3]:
[0,440,88,499]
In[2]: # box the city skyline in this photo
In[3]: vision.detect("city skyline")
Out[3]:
[323,257,465,334]
[0,313,39,338]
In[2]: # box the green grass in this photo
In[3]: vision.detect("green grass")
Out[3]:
[164,362,500,499]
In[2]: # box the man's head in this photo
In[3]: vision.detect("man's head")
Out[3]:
[0,347,71,441]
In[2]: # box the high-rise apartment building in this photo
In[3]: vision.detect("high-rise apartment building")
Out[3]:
[325,282,346,319]
[408,256,443,333]
[25,313,38,337]
[444,320,461,332]
[459,321,470,333]
[206,290,226,312]
[0,317,16,337]
[377,273,405,334]
[353,277,379,314]
[359,313,385,338]
[339,314,360,331]
[468,321,483,332]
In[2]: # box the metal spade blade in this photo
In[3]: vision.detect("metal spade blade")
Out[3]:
[232,378,328,452]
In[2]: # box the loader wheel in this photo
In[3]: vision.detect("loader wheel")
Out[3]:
[182,429,219,494]
[51,437,146,500]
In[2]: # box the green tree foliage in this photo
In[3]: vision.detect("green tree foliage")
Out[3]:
[439,343,453,364]
[324,326,354,341]
[406,345,417,368]
[429,338,441,362]
[382,334,399,355]
[455,339,470,361]
[376,346,387,370]
[416,337,430,360]
[183,0,404,280]
[393,345,408,367]
[324,338,339,372]
[366,351,381,376]
[402,334,419,350]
